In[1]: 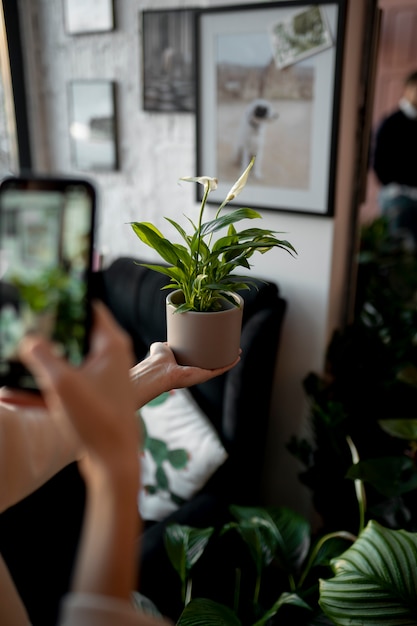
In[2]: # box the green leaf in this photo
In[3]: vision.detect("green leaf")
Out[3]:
[379,419,417,441]
[252,592,312,626]
[130,222,189,266]
[346,456,417,497]
[319,520,417,625]
[164,524,215,588]
[177,598,241,625]
[199,208,262,236]
[227,505,311,575]
[307,534,355,570]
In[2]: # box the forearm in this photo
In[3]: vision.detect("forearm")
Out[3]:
[70,461,141,599]
[0,402,80,512]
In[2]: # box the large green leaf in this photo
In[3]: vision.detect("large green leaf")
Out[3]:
[164,524,214,587]
[177,598,241,625]
[319,520,417,625]
[130,222,190,266]
[227,505,311,574]
[199,208,262,236]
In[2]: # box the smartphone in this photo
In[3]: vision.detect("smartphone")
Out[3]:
[0,174,96,392]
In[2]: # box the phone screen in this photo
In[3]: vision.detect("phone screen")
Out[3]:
[0,175,96,391]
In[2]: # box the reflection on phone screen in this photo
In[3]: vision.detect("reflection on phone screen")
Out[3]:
[0,182,94,388]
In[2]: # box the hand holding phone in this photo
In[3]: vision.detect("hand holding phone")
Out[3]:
[0,174,96,391]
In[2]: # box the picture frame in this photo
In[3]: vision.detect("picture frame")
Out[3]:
[63,0,115,36]
[141,8,196,112]
[20,206,62,267]
[68,80,119,171]
[196,0,347,216]
[0,0,31,173]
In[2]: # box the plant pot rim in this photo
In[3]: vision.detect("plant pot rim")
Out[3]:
[166,289,243,313]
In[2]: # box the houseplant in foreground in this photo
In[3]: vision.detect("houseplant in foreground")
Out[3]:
[129,157,296,368]
[161,434,417,625]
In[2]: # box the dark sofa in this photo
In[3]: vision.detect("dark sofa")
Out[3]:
[0,256,287,624]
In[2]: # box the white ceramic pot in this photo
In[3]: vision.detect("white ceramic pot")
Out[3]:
[166,290,244,369]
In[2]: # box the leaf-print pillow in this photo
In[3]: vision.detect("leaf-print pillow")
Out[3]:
[138,388,228,521]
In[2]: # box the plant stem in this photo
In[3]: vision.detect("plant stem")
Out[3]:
[346,435,367,534]
[234,567,241,614]
[194,185,210,285]
[185,578,192,606]
[253,572,261,605]
[297,530,357,588]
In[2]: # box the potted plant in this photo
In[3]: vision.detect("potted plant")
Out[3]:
[129,157,296,368]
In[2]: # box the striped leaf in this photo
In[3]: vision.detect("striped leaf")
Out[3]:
[319,520,417,625]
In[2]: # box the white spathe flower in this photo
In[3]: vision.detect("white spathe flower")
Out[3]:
[179,176,218,193]
[223,156,254,204]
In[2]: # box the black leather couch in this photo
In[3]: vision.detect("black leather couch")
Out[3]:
[0,256,287,624]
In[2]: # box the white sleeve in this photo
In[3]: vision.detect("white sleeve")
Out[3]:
[0,402,79,513]
[58,593,174,626]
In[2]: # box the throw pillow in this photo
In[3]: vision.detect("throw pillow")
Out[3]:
[138,388,228,522]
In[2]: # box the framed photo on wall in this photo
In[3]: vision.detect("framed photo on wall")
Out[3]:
[141,8,196,112]
[68,80,118,171]
[0,0,32,173]
[63,0,115,35]
[196,0,347,216]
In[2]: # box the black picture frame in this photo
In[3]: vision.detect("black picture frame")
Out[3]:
[141,8,196,112]
[68,80,119,171]
[0,0,32,173]
[196,0,347,216]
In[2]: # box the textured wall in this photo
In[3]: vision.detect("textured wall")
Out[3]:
[17,0,363,519]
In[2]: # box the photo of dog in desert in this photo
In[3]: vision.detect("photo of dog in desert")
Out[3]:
[215,33,314,191]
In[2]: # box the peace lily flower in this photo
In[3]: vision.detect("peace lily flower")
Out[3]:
[129,157,296,312]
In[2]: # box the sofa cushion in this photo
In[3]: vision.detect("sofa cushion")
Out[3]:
[138,388,228,521]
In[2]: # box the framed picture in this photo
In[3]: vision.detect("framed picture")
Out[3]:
[141,8,196,112]
[68,80,118,171]
[20,206,62,267]
[63,0,114,35]
[0,0,31,173]
[196,0,347,216]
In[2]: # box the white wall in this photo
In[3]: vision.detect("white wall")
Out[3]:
[18,0,367,521]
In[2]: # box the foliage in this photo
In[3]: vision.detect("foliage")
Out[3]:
[10,267,86,363]
[164,524,215,606]
[156,217,417,624]
[164,506,355,625]
[163,468,417,625]
[320,520,417,625]
[287,216,417,534]
[129,158,296,312]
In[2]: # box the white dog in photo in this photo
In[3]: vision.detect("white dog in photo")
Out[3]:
[233,98,279,179]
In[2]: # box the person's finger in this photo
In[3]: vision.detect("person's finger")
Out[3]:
[87,300,136,367]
